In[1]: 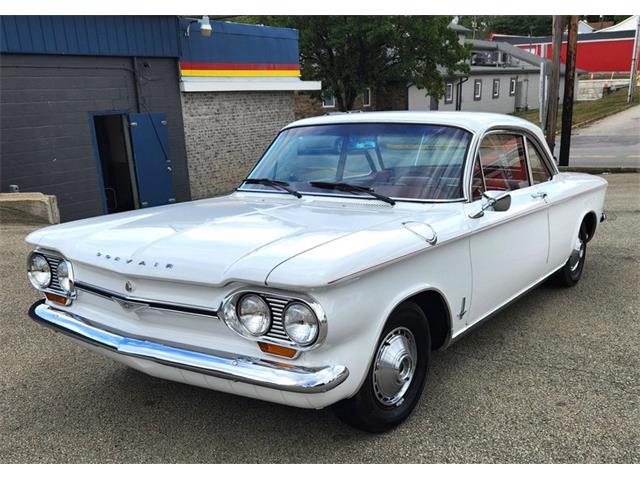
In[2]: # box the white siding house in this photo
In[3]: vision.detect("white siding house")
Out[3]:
[409,39,576,115]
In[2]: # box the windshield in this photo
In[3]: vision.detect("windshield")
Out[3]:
[243,123,472,201]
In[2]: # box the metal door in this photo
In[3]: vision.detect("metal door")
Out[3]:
[127,112,176,208]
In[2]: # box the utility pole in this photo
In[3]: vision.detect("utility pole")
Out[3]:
[627,15,640,103]
[559,15,579,167]
[545,15,565,152]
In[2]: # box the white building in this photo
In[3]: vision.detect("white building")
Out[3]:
[409,39,576,116]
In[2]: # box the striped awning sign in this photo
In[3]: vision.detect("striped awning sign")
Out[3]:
[180,62,301,77]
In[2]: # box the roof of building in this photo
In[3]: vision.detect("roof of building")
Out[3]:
[577,20,594,33]
[467,38,581,75]
[491,28,636,45]
[595,15,638,33]
[286,111,540,135]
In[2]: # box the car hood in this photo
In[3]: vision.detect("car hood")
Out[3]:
[26,193,431,287]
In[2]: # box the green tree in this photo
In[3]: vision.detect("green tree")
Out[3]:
[242,16,469,111]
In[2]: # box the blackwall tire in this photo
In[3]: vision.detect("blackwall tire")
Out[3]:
[332,301,430,433]
[553,225,588,288]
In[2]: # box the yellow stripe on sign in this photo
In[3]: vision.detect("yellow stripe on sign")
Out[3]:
[181,69,301,77]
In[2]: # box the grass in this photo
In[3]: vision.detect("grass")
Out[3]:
[512,89,640,133]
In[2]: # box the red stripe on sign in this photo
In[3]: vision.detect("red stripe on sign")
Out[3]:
[180,62,300,71]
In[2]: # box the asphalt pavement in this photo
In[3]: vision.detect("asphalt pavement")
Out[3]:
[554,105,640,168]
[1,174,638,463]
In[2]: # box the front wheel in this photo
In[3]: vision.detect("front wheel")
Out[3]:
[332,302,430,433]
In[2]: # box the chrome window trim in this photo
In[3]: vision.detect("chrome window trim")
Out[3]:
[219,287,327,352]
[464,126,558,203]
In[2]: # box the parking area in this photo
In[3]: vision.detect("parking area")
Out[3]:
[0,174,638,463]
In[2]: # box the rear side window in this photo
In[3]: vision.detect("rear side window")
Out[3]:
[526,139,553,184]
[478,134,529,192]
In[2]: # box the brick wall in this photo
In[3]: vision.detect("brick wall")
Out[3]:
[182,91,294,199]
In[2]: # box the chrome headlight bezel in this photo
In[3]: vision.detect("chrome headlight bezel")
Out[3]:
[282,302,319,347]
[27,253,51,289]
[55,260,75,294]
[219,288,327,351]
[27,250,76,305]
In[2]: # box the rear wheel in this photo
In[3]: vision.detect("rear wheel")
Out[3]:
[333,302,430,433]
[553,223,588,287]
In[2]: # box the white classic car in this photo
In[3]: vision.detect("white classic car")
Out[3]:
[27,112,607,432]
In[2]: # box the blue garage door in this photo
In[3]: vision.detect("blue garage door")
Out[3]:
[128,112,176,208]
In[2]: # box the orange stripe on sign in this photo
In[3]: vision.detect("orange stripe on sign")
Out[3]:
[180,69,301,77]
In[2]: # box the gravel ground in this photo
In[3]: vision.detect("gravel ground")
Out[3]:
[1,174,638,463]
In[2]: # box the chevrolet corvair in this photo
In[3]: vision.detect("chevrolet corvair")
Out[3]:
[27,112,607,432]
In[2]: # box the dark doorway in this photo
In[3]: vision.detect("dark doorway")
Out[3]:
[93,114,138,213]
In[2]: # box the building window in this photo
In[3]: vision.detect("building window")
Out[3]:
[473,80,482,101]
[509,77,517,96]
[492,79,500,99]
[322,93,336,108]
[362,88,371,107]
[444,82,454,104]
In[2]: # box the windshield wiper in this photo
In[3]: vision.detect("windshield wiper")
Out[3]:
[309,181,395,206]
[242,178,302,198]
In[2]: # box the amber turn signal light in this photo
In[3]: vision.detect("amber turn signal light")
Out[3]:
[258,342,297,358]
[45,292,69,305]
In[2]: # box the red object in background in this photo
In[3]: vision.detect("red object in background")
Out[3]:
[548,38,636,72]
[489,32,638,73]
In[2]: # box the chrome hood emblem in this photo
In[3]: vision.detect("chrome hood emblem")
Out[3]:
[112,296,148,313]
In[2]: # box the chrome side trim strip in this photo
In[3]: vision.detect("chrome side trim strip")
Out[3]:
[75,282,218,318]
[29,301,349,394]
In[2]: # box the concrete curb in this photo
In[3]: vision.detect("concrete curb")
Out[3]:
[0,193,60,224]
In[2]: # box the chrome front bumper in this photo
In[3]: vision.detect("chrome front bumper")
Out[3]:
[29,301,349,394]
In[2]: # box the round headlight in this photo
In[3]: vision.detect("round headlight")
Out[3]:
[283,302,319,346]
[28,254,51,289]
[237,294,271,336]
[56,261,74,293]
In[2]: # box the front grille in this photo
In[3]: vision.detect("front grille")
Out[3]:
[42,254,65,294]
[263,295,293,344]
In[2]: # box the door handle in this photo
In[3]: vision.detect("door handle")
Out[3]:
[531,192,548,200]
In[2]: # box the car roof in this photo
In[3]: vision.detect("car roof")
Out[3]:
[284,111,540,136]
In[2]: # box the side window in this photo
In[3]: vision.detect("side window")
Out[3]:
[471,155,485,201]
[526,138,553,184]
[478,134,530,192]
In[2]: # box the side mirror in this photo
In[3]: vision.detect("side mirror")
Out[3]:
[469,191,512,219]
[492,192,512,212]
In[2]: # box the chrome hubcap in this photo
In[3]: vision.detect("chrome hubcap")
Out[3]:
[372,327,417,407]
[569,237,585,272]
